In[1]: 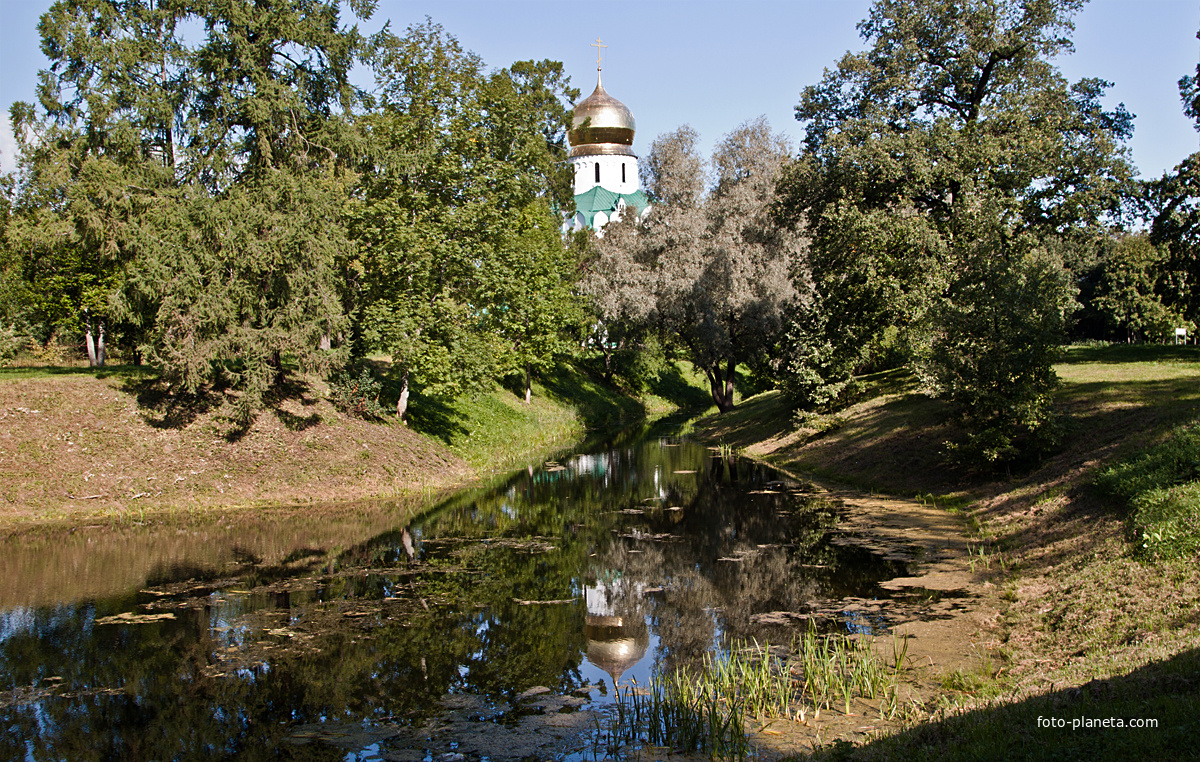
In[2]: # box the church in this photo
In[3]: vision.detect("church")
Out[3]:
[563,41,651,234]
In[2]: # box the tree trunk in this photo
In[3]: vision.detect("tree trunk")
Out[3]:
[396,369,410,421]
[524,361,533,404]
[705,360,736,413]
[96,319,106,367]
[84,313,98,368]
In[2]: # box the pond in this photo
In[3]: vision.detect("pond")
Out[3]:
[0,417,911,761]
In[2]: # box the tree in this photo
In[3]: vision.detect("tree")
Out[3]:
[1147,159,1200,330]
[7,0,190,366]
[778,0,1135,463]
[1090,234,1178,343]
[121,0,366,420]
[8,0,365,420]
[350,20,579,418]
[481,202,585,404]
[1147,34,1200,330]
[587,119,802,413]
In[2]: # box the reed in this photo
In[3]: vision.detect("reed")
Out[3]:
[598,625,908,758]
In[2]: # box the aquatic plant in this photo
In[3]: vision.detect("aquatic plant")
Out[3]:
[598,626,908,758]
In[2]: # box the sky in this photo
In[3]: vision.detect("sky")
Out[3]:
[1,0,1198,182]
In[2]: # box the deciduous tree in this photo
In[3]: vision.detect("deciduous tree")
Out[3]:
[778,0,1135,463]
[588,119,802,413]
[350,20,579,418]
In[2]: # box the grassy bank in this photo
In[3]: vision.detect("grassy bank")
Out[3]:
[695,344,1200,760]
[0,359,703,534]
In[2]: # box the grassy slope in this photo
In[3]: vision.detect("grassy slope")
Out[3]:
[695,345,1200,761]
[0,360,689,534]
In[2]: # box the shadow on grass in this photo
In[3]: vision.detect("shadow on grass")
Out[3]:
[1061,344,1200,367]
[0,364,154,380]
[810,647,1200,761]
[125,376,220,430]
[539,361,648,429]
[404,394,470,446]
[650,362,714,411]
[275,408,322,431]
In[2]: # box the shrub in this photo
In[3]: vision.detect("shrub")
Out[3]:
[1131,483,1200,560]
[328,367,387,420]
[1096,422,1200,560]
[0,325,23,366]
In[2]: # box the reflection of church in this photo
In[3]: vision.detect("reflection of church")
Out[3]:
[563,39,651,234]
[583,576,649,684]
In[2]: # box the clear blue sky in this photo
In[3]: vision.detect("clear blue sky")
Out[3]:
[1,0,1197,181]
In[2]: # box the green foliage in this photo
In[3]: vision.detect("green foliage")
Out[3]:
[349,20,580,416]
[0,325,25,366]
[1150,31,1200,330]
[9,0,368,415]
[1096,422,1200,559]
[328,367,386,420]
[587,119,803,413]
[778,0,1133,461]
[919,233,1074,468]
[482,202,588,401]
[1148,153,1200,329]
[1091,234,1182,343]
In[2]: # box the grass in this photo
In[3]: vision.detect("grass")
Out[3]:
[1092,420,1200,560]
[405,379,585,472]
[599,631,907,759]
[403,358,712,473]
[0,353,716,532]
[813,646,1200,761]
[689,344,1200,758]
[0,363,154,381]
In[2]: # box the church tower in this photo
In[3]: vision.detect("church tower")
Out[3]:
[565,40,650,233]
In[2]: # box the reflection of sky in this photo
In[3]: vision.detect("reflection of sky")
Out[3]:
[0,606,35,643]
[570,453,608,478]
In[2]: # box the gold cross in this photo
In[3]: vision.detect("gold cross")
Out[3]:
[591,38,607,70]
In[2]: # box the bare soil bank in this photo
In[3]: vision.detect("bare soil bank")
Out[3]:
[0,373,475,534]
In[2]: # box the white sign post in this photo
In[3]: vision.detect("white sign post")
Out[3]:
[1176,327,1188,345]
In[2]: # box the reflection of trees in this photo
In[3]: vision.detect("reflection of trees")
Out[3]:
[1,431,904,758]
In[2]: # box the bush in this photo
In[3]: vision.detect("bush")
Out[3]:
[1131,483,1200,560]
[0,325,24,366]
[328,367,387,420]
[1096,422,1200,559]
[917,242,1073,470]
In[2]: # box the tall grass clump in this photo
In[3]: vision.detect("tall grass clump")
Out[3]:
[1096,421,1200,559]
[600,674,750,760]
[598,627,907,759]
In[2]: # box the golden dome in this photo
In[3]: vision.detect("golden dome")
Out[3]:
[569,74,637,157]
[584,614,649,682]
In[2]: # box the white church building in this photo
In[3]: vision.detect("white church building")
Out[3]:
[563,44,650,233]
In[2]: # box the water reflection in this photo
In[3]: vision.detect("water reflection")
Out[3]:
[0,419,906,760]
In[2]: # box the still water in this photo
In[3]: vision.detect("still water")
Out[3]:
[0,418,907,760]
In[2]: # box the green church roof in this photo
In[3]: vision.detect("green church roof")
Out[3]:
[573,187,651,228]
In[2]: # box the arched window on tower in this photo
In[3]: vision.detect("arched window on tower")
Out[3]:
[595,163,600,184]
[622,162,626,184]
